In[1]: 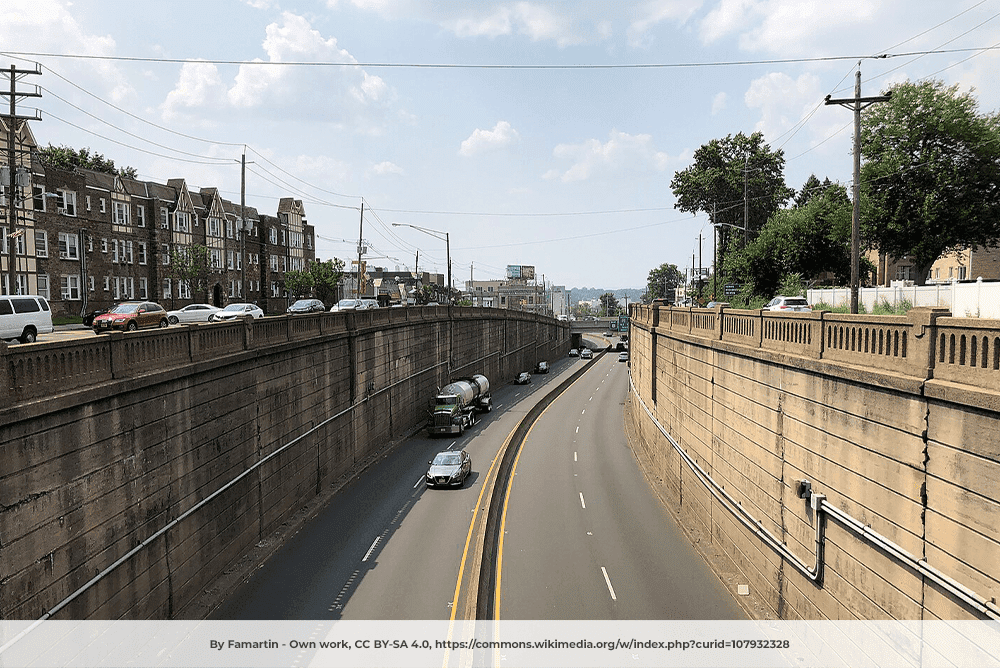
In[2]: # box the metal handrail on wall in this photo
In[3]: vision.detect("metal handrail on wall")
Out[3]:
[628,372,1000,621]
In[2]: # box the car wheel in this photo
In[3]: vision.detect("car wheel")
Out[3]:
[159,319,169,328]
[20,328,36,344]
[126,321,138,331]
[168,315,179,325]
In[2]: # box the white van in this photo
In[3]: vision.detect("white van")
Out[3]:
[0,295,54,344]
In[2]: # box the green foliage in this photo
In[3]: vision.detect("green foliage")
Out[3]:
[599,292,619,316]
[308,258,344,305]
[38,144,138,179]
[167,244,217,302]
[645,263,684,301]
[776,273,806,298]
[725,180,852,299]
[860,80,1000,284]
[282,269,313,299]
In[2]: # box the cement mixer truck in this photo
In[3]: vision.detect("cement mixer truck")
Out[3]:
[427,374,493,436]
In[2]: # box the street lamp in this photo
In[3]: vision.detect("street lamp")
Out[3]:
[391,223,451,303]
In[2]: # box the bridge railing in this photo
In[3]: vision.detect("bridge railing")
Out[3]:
[631,304,960,381]
[1,307,567,408]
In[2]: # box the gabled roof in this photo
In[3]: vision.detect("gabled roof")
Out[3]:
[166,178,195,212]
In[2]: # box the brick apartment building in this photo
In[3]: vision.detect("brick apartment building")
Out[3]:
[1,117,315,317]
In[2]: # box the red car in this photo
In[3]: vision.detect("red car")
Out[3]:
[92,301,170,333]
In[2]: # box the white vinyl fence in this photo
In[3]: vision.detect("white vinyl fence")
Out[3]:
[808,278,1000,319]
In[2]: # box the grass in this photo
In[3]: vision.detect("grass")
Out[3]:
[811,299,913,315]
[53,315,83,325]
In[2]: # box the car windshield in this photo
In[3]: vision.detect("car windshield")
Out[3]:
[337,300,358,308]
[432,452,461,466]
[110,303,140,314]
[291,300,312,307]
[222,304,248,311]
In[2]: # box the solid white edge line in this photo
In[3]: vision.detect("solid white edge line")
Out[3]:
[414,476,424,488]
[579,492,586,509]
[601,566,617,601]
[362,536,381,562]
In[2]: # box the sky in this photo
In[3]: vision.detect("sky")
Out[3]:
[5,0,1000,292]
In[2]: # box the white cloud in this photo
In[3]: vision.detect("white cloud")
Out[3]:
[370,161,405,176]
[162,61,229,122]
[627,0,705,48]
[544,129,673,182]
[459,121,520,156]
[711,91,728,115]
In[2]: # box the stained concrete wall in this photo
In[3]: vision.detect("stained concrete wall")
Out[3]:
[0,307,568,620]
[627,304,1000,621]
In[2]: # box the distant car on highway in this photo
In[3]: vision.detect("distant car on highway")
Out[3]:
[535,361,549,374]
[568,348,579,357]
[580,348,593,359]
[515,371,532,385]
[618,351,630,363]
[167,303,220,325]
[93,301,168,333]
[209,303,264,322]
[425,450,472,488]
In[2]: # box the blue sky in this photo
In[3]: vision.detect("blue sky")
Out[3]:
[6,1,1000,291]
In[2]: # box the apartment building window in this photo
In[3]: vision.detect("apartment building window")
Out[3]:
[282,256,287,272]
[59,190,77,216]
[138,242,147,265]
[226,219,234,238]
[86,195,91,211]
[227,250,235,269]
[958,266,967,280]
[33,186,46,212]
[160,207,170,229]
[162,279,172,300]
[114,201,130,225]
[175,211,191,232]
[271,281,280,297]
[161,244,170,265]
[139,277,148,299]
[37,274,49,300]
[210,249,222,269]
[112,276,120,300]
[270,255,278,271]
[100,198,106,213]
[269,228,277,244]
[112,239,119,263]
[87,236,93,252]
[34,230,48,258]
[89,276,95,293]
[60,275,81,300]
[101,238,108,253]
[104,276,110,292]
[125,240,133,264]
[58,233,80,260]
[209,217,221,237]
[136,206,145,227]
[179,280,191,299]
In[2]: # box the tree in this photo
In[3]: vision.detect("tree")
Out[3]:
[308,258,344,306]
[726,181,853,299]
[37,144,138,179]
[283,269,313,299]
[671,132,795,263]
[645,263,684,302]
[599,292,618,317]
[860,80,1000,284]
[167,245,218,306]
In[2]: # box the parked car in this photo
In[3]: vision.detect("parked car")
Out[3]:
[580,348,593,359]
[618,351,630,363]
[516,372,532,385]
[93,301,169,333]
[82,308,108,328]
[287,299,326,314]
[535,361,549,374]
[568,348,579,357]
[331,299,363,312]
[209,303,264,322]
[765,296,812,312]
[0,295,54,343]
[166,303,220,325]
[425,450,472,488]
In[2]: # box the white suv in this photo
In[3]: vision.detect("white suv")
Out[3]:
[0,295,54,343]
[765,296,812,312]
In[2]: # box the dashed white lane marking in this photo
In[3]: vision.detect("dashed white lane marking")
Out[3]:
[582,409,586,415]
[576,426,579,433]
[362,536,381,562]
[601,567,618,601]
[579,493,586,509]
[574,452,578,462]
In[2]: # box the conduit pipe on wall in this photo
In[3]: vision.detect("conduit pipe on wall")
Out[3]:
[628,373,1000,621]
[0,358,451,657]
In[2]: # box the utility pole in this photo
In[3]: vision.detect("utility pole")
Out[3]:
[238,149,254,303]
[356,200,364,298]
[825,65,891,314]
[2,63,41,295]
[698,233,703,297]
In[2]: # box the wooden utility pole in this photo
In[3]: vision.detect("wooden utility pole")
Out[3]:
[825,65,891,313]
[2,63,41,294]
[356,201,364,298]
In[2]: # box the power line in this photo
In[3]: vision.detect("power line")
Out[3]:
[4,47,1000,69]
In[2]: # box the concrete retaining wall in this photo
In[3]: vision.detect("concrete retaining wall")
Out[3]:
[0,307,568,619]
[627,304,1000,621]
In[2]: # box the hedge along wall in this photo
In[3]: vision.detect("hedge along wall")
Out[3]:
[627,304,1000,622]
[0,307,569,620]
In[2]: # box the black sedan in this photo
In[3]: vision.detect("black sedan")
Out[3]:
[287,299,326,314]
[425,450,472,488]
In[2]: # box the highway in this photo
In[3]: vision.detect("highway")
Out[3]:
[211,337,744,621]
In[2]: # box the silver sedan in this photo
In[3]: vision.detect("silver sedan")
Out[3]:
[425,450,472,488]
[166,303,221,324]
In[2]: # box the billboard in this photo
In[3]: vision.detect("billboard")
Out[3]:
[506,265,536,280]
